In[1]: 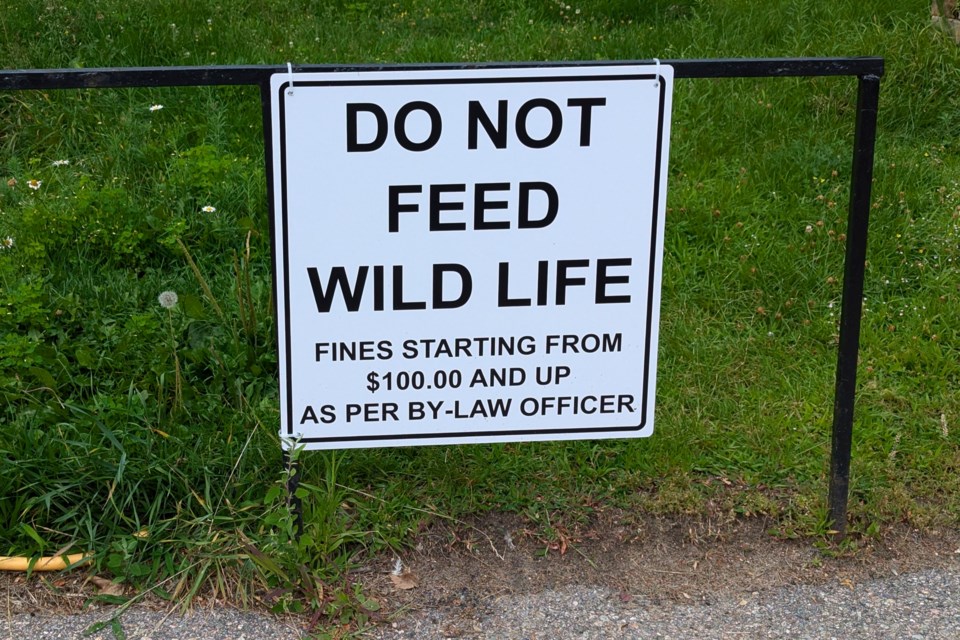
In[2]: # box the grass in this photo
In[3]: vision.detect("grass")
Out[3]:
[1,0,959,629]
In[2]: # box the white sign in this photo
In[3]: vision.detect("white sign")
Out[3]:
[270,64,673,449]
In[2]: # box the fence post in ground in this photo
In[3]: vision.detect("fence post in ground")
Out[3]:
[828,73,881,537]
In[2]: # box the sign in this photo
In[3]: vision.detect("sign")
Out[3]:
[270,64,673,449]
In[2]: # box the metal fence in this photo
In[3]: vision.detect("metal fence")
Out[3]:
[0,57,883,535]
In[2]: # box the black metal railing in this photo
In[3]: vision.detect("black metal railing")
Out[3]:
[0,57,883,536]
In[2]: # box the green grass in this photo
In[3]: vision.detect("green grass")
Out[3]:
[1,0,959,627]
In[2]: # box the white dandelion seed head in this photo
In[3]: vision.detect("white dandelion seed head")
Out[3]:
[158,290,179,309]
[27,179,42,190]
[149,104,164,112]
[201,205,216,213]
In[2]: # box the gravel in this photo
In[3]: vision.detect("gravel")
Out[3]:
[7,607,302,640]
[370,568,960,639]
[9,568,960,639]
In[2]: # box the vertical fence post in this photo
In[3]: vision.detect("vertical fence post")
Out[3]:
[828,74,881,537]
[282,450,305,538]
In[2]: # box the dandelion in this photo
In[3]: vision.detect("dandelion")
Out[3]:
[0,237,13,249]
[27,179,41,190]
[201,205,216,213]
[158,291,183,410]
[149,104,164,112]
[51,159,70,167]
[158,290,179,309]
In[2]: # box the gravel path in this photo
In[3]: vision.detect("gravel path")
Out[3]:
[370,568,960,639]
[7,607,301,640]
[9,567,960,639]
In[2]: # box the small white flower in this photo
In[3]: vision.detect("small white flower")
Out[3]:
[27,179,41,190]
[201,205,216,213]
[805,225,813,233]
[158,290,178,309]
[0,236,13,249]
[51,159,70,167]
[149,104,164,112]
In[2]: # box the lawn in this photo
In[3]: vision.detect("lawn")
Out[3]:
[1,0,958,624]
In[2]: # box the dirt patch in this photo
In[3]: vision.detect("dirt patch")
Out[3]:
[5,513,960,622]
[363,512,960,616]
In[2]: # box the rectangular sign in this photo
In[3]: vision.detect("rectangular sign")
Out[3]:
[270,64,673,449]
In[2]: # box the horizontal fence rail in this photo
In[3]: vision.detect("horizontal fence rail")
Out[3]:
[0,57,883,90]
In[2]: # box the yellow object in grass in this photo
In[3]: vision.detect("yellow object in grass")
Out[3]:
[0,553,91,571]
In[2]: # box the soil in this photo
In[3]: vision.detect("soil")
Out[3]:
[360,511,960,619]
[5,512,960,625]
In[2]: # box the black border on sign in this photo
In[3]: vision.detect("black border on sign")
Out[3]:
[274,70,669,444]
